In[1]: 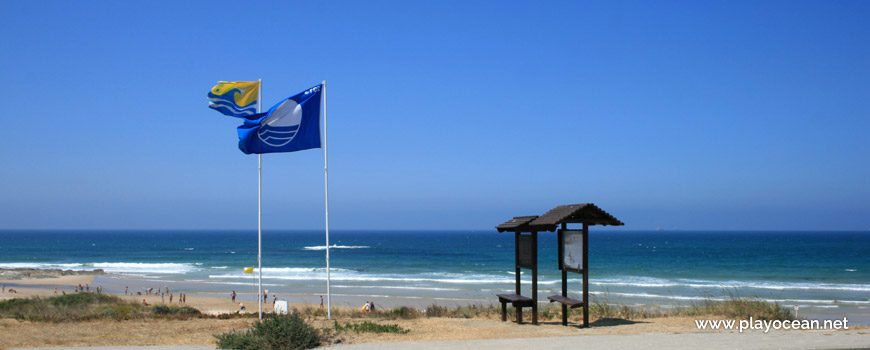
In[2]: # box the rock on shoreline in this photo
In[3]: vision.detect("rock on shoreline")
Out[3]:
[0,268,106,280]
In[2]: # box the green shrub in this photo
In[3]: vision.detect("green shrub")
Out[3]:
[216,312,320,350]
[102,304,137,321]
[0,294,144,322]
[172,305,202,317]
[335,321,409,334]
[148,305,201,319]
[151,305,171,315]
[382,306,420,320]
[48,293,117,307]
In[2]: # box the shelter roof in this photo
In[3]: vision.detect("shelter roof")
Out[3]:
[530,203,624,227]
[496,203,623,233]
[495,216,552,233]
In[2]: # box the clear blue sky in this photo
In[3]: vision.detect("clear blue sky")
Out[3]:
[1,1,867,231]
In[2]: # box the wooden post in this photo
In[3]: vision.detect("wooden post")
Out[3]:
[560,223,568,326]
[582,223,589,328]
[501,300,507,321]
[515,232,521,295]
[515,232,522,324]
[531,231,538,325]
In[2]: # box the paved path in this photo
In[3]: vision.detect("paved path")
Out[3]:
[10,330,870,350]
[331,330,870,350]
[10,347,214,350]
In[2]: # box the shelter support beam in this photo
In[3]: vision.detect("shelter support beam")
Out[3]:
[561,223,568,326]
[582,223,589,328]
[532,231,538,325]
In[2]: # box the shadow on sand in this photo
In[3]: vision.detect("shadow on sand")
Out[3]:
[532,318,646,328]
[589,318,647,327]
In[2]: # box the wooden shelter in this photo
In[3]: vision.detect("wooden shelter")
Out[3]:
[494,215,541,324]
[495,203,623,327]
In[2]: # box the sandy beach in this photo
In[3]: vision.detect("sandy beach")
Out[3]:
[2,274,868,349]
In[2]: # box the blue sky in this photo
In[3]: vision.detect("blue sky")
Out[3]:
[0,1,867,230]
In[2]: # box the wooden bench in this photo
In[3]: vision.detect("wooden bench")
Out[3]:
[548,294,584,326]
[497,294,535,324]
[547,295,584,308]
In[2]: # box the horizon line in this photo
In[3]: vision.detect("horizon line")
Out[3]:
[1,228,869,233]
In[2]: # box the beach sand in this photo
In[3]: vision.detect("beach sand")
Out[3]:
[0,275,96,288]
[1,275,867,348]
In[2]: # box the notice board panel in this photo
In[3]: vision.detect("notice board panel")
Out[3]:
[517,235,535,269]
[561,229,584,273]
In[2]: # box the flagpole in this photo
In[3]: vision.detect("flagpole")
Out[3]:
[322,80,331,320]
[257,78,263,320]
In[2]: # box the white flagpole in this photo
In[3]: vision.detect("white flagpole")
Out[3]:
[322,80,332,320]
[257,78,263,320]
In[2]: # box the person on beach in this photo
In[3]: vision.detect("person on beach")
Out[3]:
[231,290,236,302]
[169,293,173,303]
[370,301,376,312]
[54,287,58,295]
[85,284,89,292]
[161,293,165,303]
[142,299,149,306]
[125,286,128,295]
[273,295,277,305]
[239,302,245,311]
[182,293,186,304]
[320,295,324,309]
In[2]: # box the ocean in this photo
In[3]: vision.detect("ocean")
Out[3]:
[1,230,868,323]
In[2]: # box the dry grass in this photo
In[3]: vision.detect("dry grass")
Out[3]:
[0,318,253,348]
[293,294,795,324]
[0,293,802,348]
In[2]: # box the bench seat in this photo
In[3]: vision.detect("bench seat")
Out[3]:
[496,294,535,324]
[497,293,534,306]
[547,295,583,308]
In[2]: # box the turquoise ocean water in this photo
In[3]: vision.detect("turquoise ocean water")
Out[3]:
[1,230,868,323]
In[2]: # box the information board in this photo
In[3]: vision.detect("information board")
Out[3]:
[517,235,535,269]
[561,229,583,272]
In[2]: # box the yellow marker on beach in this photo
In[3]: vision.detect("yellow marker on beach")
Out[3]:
[243,267,254,274]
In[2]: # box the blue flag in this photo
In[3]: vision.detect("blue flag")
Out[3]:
[237,85,322,154]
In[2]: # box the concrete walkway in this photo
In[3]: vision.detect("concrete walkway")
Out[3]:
[10,347,214,350]
[10,330,870,350]
[331,331,870,350]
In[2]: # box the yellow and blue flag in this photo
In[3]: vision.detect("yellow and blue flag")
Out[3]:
[208,81,260,117]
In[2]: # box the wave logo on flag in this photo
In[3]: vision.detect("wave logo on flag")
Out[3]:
[237,85,322,154]
[258,96,305,147]
[208,81,260,117]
